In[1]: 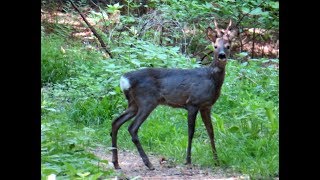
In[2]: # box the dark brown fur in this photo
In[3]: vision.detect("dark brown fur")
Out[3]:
[110,20,237,170]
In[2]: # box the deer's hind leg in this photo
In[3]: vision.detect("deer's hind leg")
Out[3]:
[111,102,138,169]
[128,95,158,170]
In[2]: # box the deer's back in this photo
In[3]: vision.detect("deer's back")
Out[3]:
[122,67,221,108]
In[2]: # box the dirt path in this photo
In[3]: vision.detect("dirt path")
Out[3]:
[92,147,248,180]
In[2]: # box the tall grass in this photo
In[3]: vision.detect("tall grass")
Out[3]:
[41,35,104,86]
[41,35,118,179]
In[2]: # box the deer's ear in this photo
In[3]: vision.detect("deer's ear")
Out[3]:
[228,29,238,40]
[206,27,217,42]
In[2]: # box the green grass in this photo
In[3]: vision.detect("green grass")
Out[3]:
[41,107,116,179]
[41,32,278,179]
[41,35,104,86]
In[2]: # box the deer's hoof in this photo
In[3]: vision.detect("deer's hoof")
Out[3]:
[113,162,121,169]
[147,165,155,170]
[184,161,192,169]
[184,160,191,165]
[185,163,193,169]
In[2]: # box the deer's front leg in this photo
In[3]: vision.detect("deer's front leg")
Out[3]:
[185,106,199,165]
[200,107,219,165]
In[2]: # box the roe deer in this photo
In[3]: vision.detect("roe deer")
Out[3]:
[110,19,237,170]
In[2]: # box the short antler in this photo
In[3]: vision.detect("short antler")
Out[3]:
[214,19,222,37]
[225,19,232,32]
[226,20,238,40]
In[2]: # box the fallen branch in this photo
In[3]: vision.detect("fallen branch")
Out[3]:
[70,0,113,58]
[200,51,213,63]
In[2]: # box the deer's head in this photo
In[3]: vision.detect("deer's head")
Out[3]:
[206,19,238,66]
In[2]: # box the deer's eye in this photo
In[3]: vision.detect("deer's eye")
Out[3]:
[214,46,217,49]
[226,45,230,49]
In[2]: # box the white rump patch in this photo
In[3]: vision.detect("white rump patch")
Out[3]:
[47,174,56,180]
[120,76,131,91]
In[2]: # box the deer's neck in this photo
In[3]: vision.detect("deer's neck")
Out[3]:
[203,60,226,104]
[210,60,226,87]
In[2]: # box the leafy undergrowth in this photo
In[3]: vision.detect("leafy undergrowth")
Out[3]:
[41,116,115,179]
[41,32,278,179]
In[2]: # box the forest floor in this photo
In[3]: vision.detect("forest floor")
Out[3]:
[92,147,252,180]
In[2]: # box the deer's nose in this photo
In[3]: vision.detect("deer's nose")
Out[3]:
[218,53,226,59]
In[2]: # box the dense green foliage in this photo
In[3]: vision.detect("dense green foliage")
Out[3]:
[42,0,278,179]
